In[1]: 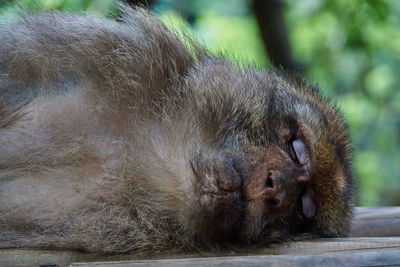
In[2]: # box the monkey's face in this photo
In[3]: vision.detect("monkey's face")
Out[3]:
[183,61,353,245]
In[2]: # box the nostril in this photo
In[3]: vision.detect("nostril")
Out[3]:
[265,171,274,188]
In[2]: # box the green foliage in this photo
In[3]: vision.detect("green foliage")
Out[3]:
[1,0,398,205]
[155,1,267,67]
[285,0,400,205]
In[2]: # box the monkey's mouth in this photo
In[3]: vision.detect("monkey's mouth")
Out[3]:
[190,154,245,240]
[204,189,245,241]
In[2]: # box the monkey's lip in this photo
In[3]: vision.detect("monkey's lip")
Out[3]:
[216,157,246,237]
[190,153,246,239]
[202,179,245,238]
[205,189,245,241]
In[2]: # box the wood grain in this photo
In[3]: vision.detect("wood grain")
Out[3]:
[1,207,400,266]
[351,207,400,237]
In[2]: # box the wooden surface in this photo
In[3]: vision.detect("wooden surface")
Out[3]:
[70,249,400,266]
[351,206,400,237]
[1,207,400,267]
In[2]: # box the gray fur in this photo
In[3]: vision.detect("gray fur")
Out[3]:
[0,7,353,253]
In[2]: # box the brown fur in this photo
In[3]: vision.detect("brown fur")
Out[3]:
[0,7,353,253]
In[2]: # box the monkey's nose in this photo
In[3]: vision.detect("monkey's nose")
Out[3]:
[262,170,286,206]
[260,170,316,218]
[246,170,283,203]
[246,168,308,211]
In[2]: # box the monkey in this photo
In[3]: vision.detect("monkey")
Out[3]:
[0,6,354,253]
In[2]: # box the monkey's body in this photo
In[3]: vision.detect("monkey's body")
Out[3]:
[0,8,353,253]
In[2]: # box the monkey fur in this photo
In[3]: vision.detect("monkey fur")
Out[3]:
[0,7,353,253]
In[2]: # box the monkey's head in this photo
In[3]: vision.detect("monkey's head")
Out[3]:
[176,58,354,246]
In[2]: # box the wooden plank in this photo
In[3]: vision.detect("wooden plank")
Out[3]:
[2,237,400,267]
[1,207,400,266]
[351,207,400,237]
[70,249,400,267]
[255,237,400,255]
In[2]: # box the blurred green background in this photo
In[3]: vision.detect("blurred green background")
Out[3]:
[1,0,399,206]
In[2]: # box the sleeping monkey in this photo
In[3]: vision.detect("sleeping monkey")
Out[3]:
[0,7,353,253]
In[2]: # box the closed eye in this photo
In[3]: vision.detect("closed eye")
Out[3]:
[290,139,310,167]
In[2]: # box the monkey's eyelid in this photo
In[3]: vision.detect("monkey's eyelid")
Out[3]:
[292,139,309,166]
[301,188,316,218]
